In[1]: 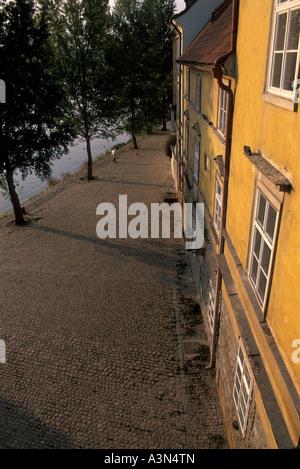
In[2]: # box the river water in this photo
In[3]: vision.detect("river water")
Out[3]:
[0,133,129,214]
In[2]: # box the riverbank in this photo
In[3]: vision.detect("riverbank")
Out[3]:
[0,134,133,223]
[0,132,130,216]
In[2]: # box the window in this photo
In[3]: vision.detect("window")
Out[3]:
[208,279,215,332]
[185,119,189,157]
[213,180,223,235]
[218,87,228,135]
[194,137,200,181]
[249,188,279,307]
[204,152,211,177]
[195,74,202,111]
[186,68,190,98]
[233,341,253,436]
[269,0,300,98]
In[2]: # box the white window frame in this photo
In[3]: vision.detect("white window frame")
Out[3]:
[194,136,200,182]
[217,87,228,136]
[213,179,223,236]
[248,183,280,310]
[195,74,202,111]
[208,279,215,332]
[233,340,253,437]
[268,0,300,101]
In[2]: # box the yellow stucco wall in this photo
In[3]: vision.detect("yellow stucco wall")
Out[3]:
[227,0,300,393]
[184,67,234,219]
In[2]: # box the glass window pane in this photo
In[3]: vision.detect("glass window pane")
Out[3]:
[244,366,251,389]
[238,408,245,428]
[266,205,277,240]
[288,9,300,50]
[223,90,228,108]
[237,365,242,384]
[275,13,287,51]
[258,271,267,302]
[241,384,248,407]
[257,193,267,226]
[234,387,239,406]
[283,51,298,90]
[254,228,262,258]
[272,53,284,88]
[261,241,271,275]
[251,256,258,285]
[238,347,244,364]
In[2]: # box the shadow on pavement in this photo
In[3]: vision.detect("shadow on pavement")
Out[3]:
[0,398,73,449]
[27,222,179,268]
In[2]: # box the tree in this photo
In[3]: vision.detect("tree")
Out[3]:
[109,0,146,150]
[0,0,74,225]
[140,0,175,131]
[110,0,175,148]
[44,0,117,180]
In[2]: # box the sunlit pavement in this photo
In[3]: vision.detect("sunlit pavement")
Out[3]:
[0,131,227,449]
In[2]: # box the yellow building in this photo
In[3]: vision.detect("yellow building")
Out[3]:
[174,0,300,449]
[170,0,225,189]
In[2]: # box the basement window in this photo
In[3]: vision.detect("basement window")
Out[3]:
[233,340,253,437]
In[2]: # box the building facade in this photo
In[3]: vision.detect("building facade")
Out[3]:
[170,0,224,185]
[172,0,300,449]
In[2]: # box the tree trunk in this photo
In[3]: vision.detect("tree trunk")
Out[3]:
[6,169,25,225]
[132,134,138,150]
[130,96,138,150]
[86,135,93,180]
[162,96,167,131]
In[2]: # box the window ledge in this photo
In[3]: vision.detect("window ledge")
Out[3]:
[213,128,226,145]
[262,92,298,112]
[244,151,292,193]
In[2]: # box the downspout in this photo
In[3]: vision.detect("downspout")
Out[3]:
[207,0,239,369]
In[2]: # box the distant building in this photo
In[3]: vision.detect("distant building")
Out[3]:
[172,0,300,449]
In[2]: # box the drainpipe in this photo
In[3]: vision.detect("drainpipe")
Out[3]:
[207,0,239,369]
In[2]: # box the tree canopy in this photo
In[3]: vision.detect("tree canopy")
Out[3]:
[110,0,175,148]
[0,0,175,223]
[0,0,74,224]
[42,0,117,180]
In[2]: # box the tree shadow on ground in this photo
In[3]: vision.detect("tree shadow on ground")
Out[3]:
[0,398,73,449]
[27,222,179,270]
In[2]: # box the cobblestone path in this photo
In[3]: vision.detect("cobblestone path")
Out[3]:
[0,131,227,449]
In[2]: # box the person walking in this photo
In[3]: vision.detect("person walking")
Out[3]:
[112,148,117,163]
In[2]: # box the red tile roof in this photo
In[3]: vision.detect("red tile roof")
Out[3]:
[177,0,233,68]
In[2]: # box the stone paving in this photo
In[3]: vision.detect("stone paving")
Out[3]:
[0,131,228,449]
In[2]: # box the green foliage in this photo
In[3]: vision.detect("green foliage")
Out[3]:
[42,0,118,179]
[0,172,8,199]
[0,0,75,223]
[110,0,175,148]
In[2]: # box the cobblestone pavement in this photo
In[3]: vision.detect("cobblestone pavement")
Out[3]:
[0,131,228,449]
